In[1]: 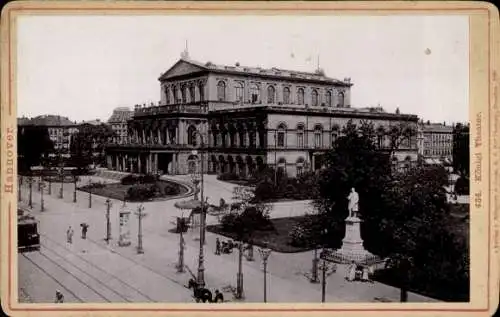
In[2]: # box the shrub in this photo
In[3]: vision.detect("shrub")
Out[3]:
[289,224,308,247]
[163,183,181,196]
[121,174,158,185]
[254,181,276,202]
[455,176,469,195]
[121,174,138,185]
[126,185,156,201]
[142,174,157,184]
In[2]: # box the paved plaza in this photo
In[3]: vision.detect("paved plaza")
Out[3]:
[17,171,438,303]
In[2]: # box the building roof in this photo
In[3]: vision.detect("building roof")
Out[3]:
[420,122,453,133]
[108,107,133,123]
[160,57,352,87]
[79,119,104,126]
[19,115,76,127]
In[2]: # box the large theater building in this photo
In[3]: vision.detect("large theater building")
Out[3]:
[105,54,418,177]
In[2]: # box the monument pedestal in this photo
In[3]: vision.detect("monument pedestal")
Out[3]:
[328,216,377,264]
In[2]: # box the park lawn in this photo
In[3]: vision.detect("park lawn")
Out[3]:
[78,180,188,201]
[206,216,315,253]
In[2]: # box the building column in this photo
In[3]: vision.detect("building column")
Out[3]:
[115,155,120,171]
[154,153,159,174]
[138,155,142,174]
[256,129,260,147]
[122,156,126,172]
[165,128,170,145]
[158,129,162,145]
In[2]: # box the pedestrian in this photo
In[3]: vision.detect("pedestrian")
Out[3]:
[55,290,64,303]
[361,266,369,282]
[81,223,88,239]
[66,226,74,244]
[346,261,356,282]
[215,238,221,255]
[214,289,224,303]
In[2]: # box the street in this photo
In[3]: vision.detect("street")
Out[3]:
[17,171,438,303]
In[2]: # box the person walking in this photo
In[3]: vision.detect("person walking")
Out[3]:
[55,290,64,303]
[81,223,89,239]
[66,226,74,244]
[346,261,356,282]
[215,238,221,255]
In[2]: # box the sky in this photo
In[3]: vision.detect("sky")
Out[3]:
[17,15,469,124]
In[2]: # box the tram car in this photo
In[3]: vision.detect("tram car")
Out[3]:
[18,210,40,252]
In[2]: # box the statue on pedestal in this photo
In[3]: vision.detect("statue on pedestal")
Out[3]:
[347,187,359,218]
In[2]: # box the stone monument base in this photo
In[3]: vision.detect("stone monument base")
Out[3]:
[325,216,380,265]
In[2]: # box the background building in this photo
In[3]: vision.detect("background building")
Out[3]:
[418,121,453,165]
[107,107,134,144]
[105,54,419,176]
[18,115,78,154]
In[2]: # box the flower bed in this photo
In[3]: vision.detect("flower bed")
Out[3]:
[78,180,188,202]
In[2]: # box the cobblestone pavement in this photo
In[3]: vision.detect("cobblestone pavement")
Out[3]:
[17,173,438,303]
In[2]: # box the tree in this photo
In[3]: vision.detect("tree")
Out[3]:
[314,120,393,251]
[18,126,54,173]
[453,123,470,177]
[71,123,116,168]
[312,120,468,300]
[221,185,273,299]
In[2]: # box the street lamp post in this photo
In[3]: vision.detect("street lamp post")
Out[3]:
[319,251,336,303]
[105,198,112,244]
[40,181,46,211]
[88,178,92,208]
[177,228,185,273]
[311,248,320,283]
[59,168,64,199]
[136,204,145,254]
[192,130,206,288]
[258,244,272,303]
[28,176,33,208]
[73,175,79,203]
[48,175,51,195]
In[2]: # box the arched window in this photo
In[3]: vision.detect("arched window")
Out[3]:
[189,86,195,102]
[165,87,170,104]
[338,91,345,107]
[277,123,286,147]
[217,81,226,101]
[181,85,187,104]
[296,124,305,148]
[187,125,197,146]
[331,130,338,146]
[297,88,305,105]
[326,91,332,107]
[314,124,323,148]
[267,86,276,104]
[235,82,244,102]
[250,84,260,103]
[283,87,290,104]
[311,89,318,106]
[198,82,205,101]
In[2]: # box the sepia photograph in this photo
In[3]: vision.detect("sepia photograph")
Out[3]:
[1,2,498,316]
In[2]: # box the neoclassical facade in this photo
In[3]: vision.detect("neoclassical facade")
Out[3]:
[105,55,418,177]
[417,121,453,162]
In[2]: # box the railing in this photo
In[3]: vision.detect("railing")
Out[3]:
[134,102,209,117]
